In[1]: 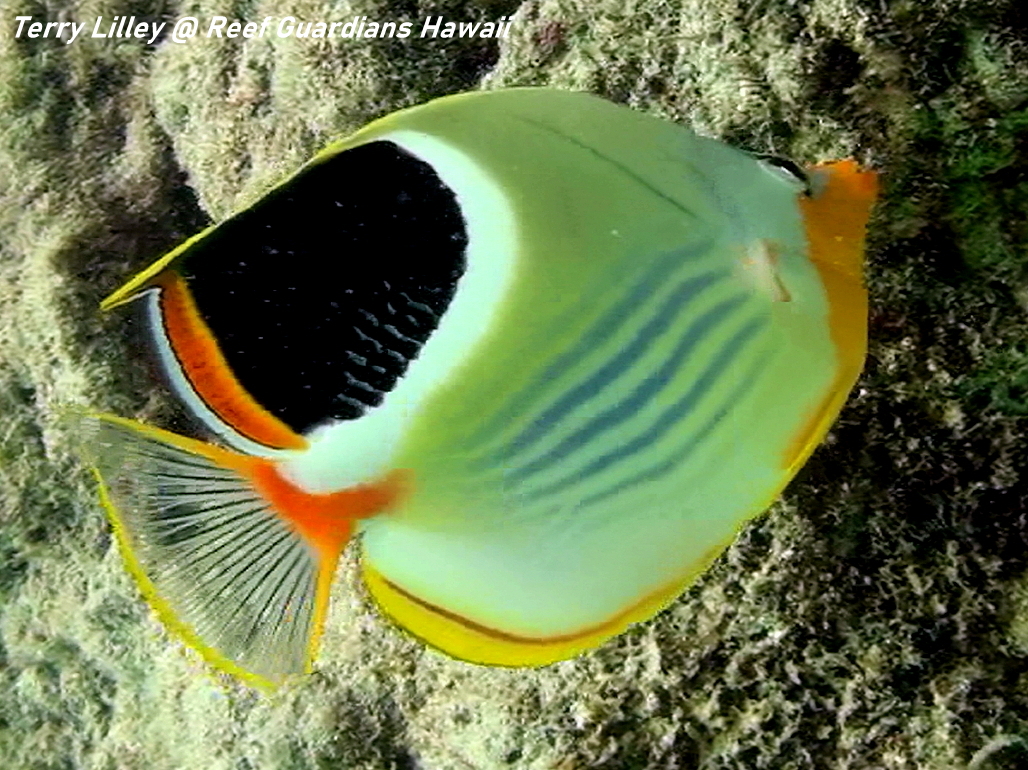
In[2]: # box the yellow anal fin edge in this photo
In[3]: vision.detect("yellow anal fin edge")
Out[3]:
[79,413,360,691]
[361,535,734,667]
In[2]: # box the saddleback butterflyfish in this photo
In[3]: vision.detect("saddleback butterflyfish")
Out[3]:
[85,87,878,691]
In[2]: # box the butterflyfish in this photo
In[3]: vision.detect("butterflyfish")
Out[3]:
[84,87,878,690]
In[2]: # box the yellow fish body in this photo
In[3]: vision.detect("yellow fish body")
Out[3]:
[87,88,878,690]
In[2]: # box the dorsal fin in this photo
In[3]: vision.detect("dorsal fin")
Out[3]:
[110,140,468,447]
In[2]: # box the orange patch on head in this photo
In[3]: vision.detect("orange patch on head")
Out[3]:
[783,160,878,473]
[156,271,308,451]
[799,160,879,281]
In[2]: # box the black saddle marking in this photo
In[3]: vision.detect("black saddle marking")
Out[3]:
[178,140,468,435]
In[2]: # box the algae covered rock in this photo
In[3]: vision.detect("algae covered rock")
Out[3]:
[2,0,1028,768]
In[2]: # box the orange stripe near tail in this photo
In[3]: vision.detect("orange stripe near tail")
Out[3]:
[241,457,409,566]
[83,413,405,689]
[156,271,309,451]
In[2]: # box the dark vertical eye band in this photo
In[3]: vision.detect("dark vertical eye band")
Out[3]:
[753,153,812,196]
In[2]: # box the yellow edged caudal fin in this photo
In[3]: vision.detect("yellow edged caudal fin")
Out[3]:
[783,160,878,475]
[79,414,400,689]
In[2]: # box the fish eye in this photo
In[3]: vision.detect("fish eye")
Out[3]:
[755,154,812,196]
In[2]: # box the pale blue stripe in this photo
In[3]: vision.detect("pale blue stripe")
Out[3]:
[518,316,764,502]
[505,293,748,484]
[464,241,716,450]
[578,352,771,509]
[494,269,725,462]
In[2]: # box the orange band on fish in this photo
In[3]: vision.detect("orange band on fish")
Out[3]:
[80,413,405,690]
[156,271,308,451]
[87,88,879,690]
[782,160,877,474]
[175,433,407,560]
[246,462,408,559]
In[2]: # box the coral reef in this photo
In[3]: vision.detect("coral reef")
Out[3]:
[2,0,1028,767]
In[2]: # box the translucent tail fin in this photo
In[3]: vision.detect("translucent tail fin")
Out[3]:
[81,414,331,690]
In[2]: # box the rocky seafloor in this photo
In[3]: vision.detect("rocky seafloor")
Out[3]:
[2,0,1028,768]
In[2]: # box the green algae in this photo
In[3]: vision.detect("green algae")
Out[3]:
[3,0,1028,768]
